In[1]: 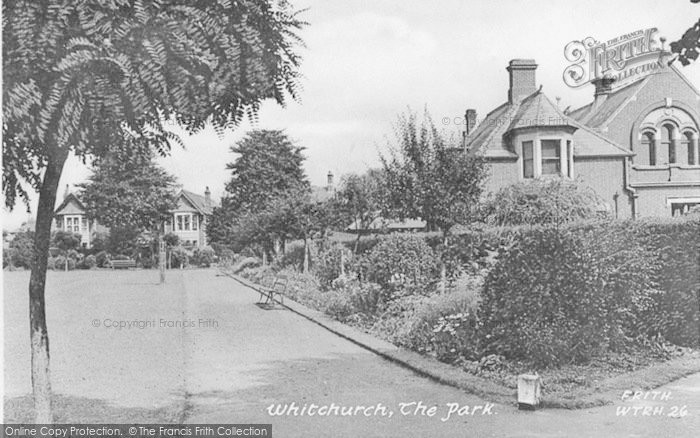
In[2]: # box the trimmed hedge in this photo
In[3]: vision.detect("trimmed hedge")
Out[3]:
[480,217,699,367]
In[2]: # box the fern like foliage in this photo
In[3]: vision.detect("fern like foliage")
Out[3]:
[3,0,305,209]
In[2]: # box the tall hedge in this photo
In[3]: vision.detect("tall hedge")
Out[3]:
[479,224,660,367]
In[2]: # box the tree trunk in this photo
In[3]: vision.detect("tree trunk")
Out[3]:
[353,232,361,254]
[29,148,68,423]
[302,237,309,274]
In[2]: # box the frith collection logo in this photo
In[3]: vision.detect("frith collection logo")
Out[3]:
[563,28,667,88]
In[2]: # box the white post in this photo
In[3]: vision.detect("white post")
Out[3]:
[517,374,541,410]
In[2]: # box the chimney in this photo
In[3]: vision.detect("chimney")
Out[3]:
[507,59,538,103]
[204,186,211,207]
[63,184,70,200]
[326,171,334,190]
[592,74,616,110]
[465,109,477,135]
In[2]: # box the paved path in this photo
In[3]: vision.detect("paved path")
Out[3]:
[3,269,699,437]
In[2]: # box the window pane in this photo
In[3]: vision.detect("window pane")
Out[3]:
[522,141,534,178]
[192,215,198,231]
[542,160,560,175]
[177,215,183,231]
[567,140,573,178]
[184,215,190,231]
[541,140,561,158]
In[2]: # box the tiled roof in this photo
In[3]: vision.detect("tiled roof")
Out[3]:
[466,88,630,158]
[179,190,214,215]
[568,77,649,129]
[54,193,86,215]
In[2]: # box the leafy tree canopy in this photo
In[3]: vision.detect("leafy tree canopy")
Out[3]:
[381,109,488,235]
[670,2,700,65]
[3,0,305,209]
[77,146,178,231]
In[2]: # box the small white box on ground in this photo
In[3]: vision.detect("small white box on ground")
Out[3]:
[517,374,541,410]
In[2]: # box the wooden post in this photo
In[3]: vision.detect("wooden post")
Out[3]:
[159,239,166,284]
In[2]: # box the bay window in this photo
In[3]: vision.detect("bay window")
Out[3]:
[541,140,561,175]
[522,141,534,178]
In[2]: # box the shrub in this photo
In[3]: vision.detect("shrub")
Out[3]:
[170,246,190,268]
[191,246,216,267]
[95,251,110,268]
[46,257,57,270]
[163,233,180,248]
[232,256,260,273]
[479,224,656,367]
[314,243,354,288]
[79,255,97,269]
[359,234,438,300]
[482,179,606,226]
[275,241,306,270]
[54,256,76,271]
[8,230,35,269]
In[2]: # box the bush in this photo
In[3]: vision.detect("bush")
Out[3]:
[7,230,35,269]
[359,234,438,300]
[79,255,97,269]
[192,246,216,267]
[170,246,190,268]
[54,256,76,271]
[313,243,354,288]
[482,179,606,226]
[275,241,306,270]
[479,224,656,367]
[232,256,260,273]
[46,257,57,270]
[95,251,110,268]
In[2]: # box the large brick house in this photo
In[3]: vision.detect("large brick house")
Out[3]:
[54,186,214,248]
[465,57,700,218]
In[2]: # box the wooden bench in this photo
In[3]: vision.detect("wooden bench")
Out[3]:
[257,275,288,306]
[111,259,136,269]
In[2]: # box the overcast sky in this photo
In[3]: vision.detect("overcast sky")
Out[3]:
[4,0,700,229]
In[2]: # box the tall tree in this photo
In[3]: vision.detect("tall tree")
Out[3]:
[78,146,178,236]
[335,169,387,253]
[3,0,304,421]
[382,110,487,236]
[381,109,488,291]
[208,129,309,245]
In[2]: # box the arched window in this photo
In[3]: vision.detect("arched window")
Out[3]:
[640,132,656,166]
[661,124,677,164]
[683,132,695,165]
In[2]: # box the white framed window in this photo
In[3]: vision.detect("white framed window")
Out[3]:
[522,141,534,178]
[520,137,571,179]
[174,213,196,232]
[64,215,81,233]
[541,139,561,175]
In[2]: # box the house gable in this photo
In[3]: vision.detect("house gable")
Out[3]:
[54,194,86,216]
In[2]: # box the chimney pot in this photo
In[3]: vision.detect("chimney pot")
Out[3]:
[507,59,538,103]
[465,109,478,135]
[204,186,211,206]
[326,171,334,190]
[592,74,616,109]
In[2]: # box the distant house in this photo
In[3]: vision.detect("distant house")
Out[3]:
[345,216,427,234]
[464,57,700,218]
[53,186,215,249]
[164,188,215,248]
[53,188,102,248]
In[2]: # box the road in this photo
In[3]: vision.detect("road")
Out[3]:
[3,269,699,437]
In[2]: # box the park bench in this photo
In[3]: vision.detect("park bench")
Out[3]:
[257,275,288,306]
[110,259,136,269]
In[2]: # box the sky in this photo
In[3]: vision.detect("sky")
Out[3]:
[3,0,700,229]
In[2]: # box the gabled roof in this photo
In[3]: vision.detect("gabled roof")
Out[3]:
[54,193,86,215]
[506,91,572,132]
[568,77,650,129]
[569,64,700,131]
[466,88,630,158]
[179,190,214,215]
